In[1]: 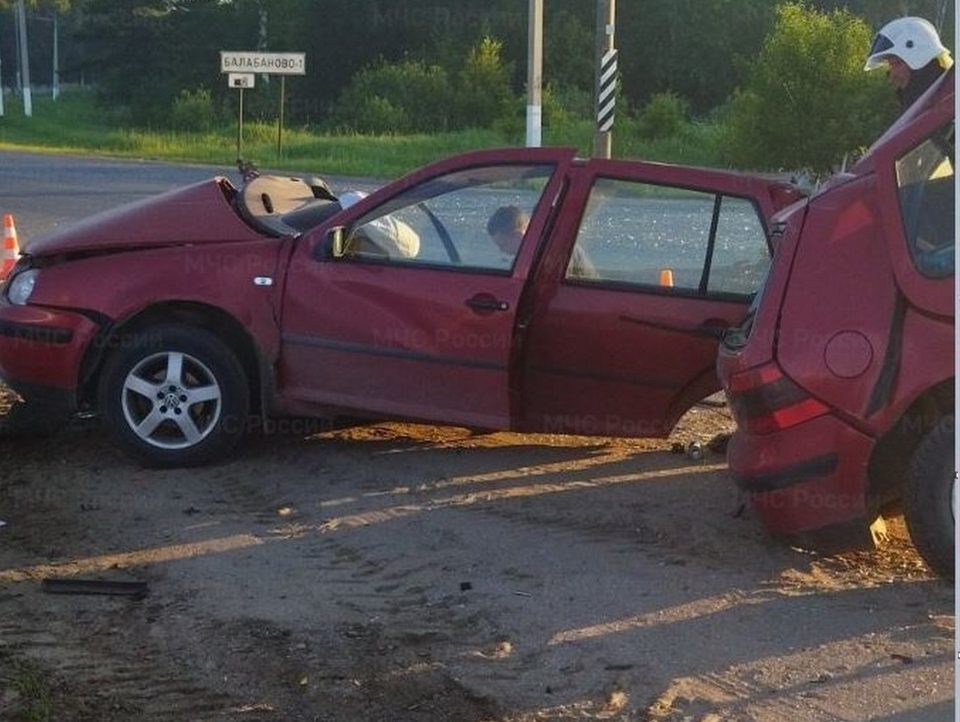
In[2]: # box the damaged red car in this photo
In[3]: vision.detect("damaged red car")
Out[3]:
[0,149,797,470]
[718,69,955,576]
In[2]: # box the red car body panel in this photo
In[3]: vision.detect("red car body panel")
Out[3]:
[718,69,955,537]
[775,176,899,423]
[520,283,748,436]
[24,241,287,355]
[728,414,874,533]
[0,304,99,389]
[280,263,524,428]
[26,179,265,256]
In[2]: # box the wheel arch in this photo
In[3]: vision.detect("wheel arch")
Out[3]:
[79,301,274,417]
[867,378,955,512]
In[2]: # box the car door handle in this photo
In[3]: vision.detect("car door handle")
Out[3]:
[465,294,510,313]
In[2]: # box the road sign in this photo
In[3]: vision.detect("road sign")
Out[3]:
[228,73,255,89]
[220,51,306,76]
[220,50,306,163]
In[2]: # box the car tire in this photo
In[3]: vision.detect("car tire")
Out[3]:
[903,416,955,579]
[97,324,250,468]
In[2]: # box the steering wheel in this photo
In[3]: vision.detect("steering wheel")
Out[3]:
[417,202,461,264]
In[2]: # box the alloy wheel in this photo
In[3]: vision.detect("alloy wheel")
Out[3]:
[121,351,222,450]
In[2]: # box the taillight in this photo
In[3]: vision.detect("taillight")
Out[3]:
[727,363,829,434]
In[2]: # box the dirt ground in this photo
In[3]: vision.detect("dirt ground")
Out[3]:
[0,385,953,722]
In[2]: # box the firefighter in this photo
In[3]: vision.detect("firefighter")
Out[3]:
[864,16,954,111]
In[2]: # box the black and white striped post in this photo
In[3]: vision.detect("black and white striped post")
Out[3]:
[594,0,617,158]
[598,50,618,132]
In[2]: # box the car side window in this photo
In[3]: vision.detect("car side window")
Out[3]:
[895,121,955,278]
[344,165,553,272]
[565,178,769,297]
[707,197,771,296]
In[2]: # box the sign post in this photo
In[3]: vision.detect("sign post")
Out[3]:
[220,51,306,161]
[228,73,255,162]
[278,76,286,158]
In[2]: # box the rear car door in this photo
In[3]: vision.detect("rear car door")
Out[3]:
[279,148,573,429]
[521,159,781,437]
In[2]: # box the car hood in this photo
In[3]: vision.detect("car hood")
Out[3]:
[26,178,268,257]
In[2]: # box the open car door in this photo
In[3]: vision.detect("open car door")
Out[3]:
[279,148,574,429]
[520,158,787,437]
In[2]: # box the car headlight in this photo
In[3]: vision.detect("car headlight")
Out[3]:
[7,269,39,305]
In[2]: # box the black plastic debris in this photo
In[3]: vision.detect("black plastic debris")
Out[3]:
[41,578,148,598]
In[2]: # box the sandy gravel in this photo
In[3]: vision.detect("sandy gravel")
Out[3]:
[0,385,953,721]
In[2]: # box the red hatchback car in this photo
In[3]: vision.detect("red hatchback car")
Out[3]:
[0,149,798,470]
[719,69,955,576]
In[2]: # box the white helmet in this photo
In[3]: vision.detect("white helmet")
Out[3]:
[864,17,950,71]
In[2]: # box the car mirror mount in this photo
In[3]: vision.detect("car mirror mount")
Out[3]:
[328,226,347,259]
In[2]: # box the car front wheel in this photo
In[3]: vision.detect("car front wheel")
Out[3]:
[903,416,955,579]
[98,325,250,467]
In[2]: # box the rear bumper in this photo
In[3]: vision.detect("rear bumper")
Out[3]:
[0,304,101,409]
[728,413,875,534]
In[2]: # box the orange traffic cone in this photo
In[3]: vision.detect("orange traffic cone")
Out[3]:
[1,214,20,281]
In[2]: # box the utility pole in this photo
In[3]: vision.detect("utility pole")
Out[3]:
[15,0,31,117]
[594,0,617,158]
[13,5,21,94]
[52,10,60,101]
[526,0,543,147]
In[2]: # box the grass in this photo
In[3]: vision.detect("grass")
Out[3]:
[0,90,728,178]
[0,653,54,722]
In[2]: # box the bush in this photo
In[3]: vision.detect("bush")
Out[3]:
[637,92,690,139]
[170,87,217,132]
[453,37,516,129]
[333,59,451,133]
[723,2,897,174]
[347,96,409,135]
[543,83,593,127]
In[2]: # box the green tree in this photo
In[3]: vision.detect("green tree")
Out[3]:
[817,0,954,48]
[452,36,515,129]
[724,2,897,174]
[638,91,690,139]
[69,0,225,124]
[545,8,594,96]
[617,0,776,114]
[332,59,451,133]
